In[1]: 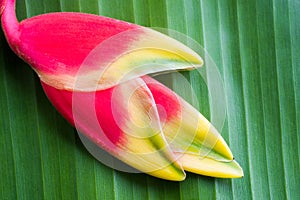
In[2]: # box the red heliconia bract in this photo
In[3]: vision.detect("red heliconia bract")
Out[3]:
[1,0,243,180]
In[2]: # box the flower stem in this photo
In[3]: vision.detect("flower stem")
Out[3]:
[1,0,20,52]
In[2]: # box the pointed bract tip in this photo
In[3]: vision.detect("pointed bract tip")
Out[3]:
[177,153,243,178]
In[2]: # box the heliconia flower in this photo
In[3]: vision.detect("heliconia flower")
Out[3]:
[1,0,243,180]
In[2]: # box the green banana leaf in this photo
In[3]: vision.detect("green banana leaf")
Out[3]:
[0,0,299,199]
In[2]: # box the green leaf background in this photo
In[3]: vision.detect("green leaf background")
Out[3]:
[0,0,299,199]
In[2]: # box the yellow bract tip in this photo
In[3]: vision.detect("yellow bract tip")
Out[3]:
[177,153,243,178]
